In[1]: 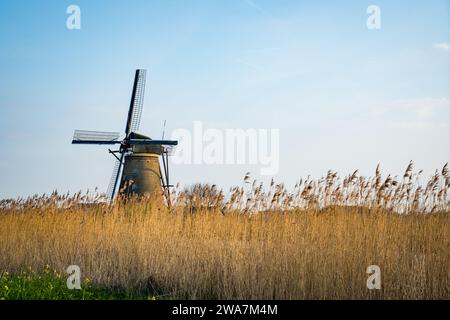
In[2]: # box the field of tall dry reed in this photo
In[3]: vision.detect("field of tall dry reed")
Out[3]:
[0,163,449,299]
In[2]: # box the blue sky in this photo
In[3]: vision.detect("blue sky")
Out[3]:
[0,0,449,198]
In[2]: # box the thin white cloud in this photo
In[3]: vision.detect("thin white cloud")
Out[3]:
[244,0,264,13]
[434,42,450,52]
[388,97,450,113]
[235,58,264,71]
[246,47,281,54]
[390,121,448,130]
[361,97,450,130]
[387,97,450,129]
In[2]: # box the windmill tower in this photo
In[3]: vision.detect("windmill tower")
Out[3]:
[71,69,177,202]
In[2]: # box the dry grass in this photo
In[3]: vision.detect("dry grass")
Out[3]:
[0,163,449,299]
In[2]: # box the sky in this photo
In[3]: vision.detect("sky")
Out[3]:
[0,0,449,199]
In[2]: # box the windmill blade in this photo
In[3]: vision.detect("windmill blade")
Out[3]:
[72,130,121,145]
[106,153,124,202]
[72,140,120,145]
[125,69,147,135]
[160,151,170,207]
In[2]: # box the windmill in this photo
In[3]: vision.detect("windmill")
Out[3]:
[71,69,178,203]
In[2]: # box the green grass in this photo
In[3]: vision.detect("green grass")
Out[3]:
[0,267,151,300]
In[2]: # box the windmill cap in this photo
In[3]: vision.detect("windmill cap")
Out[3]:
[128,132,151,140]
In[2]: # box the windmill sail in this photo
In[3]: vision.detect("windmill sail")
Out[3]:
[106,153,124,201]
[72,130,120,145]
[125,69,146,135]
